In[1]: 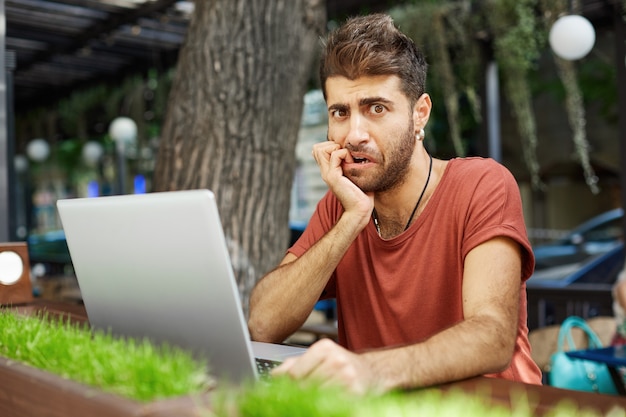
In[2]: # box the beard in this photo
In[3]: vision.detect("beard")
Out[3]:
[344,120,416,193]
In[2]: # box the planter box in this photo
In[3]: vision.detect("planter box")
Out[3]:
[0,355,213,417]
[2,300,216,417]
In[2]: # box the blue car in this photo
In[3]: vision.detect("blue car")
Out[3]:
[528,242,624,288]
[533,208,624,271]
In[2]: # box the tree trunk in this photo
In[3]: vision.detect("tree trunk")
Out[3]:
[153,0,326,315]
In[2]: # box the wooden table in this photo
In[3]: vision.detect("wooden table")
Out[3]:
[440,376,626,416]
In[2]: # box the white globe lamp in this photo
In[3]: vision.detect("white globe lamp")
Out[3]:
[549,15,596,61]
[109,117,137,151]
[13,154,29,173]
[82,141,104,167]
[26,138,50,162]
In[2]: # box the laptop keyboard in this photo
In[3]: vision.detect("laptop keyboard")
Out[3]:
[256,358,281,375]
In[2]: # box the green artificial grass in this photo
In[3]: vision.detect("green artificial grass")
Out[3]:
[0,310,211,402]
[212,376,620,417]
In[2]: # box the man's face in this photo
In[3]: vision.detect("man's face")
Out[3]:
[325,75,417,192]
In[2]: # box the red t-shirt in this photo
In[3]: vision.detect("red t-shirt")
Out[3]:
[289,157,542,384]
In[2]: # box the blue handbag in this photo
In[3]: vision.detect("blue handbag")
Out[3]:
[548,316,618,395]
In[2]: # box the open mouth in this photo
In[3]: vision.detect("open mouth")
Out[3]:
[352,156,370,164]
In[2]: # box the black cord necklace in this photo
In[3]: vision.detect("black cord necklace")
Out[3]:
[372,153,433,236]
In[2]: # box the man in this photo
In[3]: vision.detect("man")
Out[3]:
[248,13,541,393]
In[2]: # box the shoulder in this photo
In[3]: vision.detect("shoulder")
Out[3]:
[443,158,533,278]
[448,157,514,177]
[444,157,519,193]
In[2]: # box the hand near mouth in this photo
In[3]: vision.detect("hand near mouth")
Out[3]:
[312,141,374,230]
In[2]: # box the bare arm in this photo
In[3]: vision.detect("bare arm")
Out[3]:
[248,141,374,343]
[273,236,522,393]
[248,210,366,343]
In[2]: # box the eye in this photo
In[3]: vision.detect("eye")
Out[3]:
[370,104,385,114]
[331,109,347,119]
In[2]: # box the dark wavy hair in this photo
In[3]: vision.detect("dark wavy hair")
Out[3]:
[319,14,428,107]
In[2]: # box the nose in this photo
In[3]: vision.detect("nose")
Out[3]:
[343,114,369,148]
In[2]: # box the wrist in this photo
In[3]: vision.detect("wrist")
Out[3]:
[339,209,372,234]
[360,350,403,393]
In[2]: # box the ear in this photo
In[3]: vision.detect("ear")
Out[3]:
[413,93,432,132]
[0,242,33,306]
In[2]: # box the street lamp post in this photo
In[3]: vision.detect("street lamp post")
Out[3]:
[25,138,51,234]
[13,154,28,239]
[82,141,104,197]
[108,117,137,195]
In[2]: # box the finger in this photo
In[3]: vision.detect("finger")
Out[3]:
[271,356,297,376]
[312,141,339,154]
[329,148,351,168]
[312,142,340,162]
[309,354,373,395]
[273,339,337,380]
[297,355,359,393]
[271,352,324,380]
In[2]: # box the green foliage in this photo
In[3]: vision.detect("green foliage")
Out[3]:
[212,376,612,417]
[578,59,619,124]
[16,68,172,145]
[392,2,483,157]
[487,0,544,72]
[391,0,618,193]
[0,310,211,402]
[57,85,112,140]
[391,0,555,169]
[484,0,545,189]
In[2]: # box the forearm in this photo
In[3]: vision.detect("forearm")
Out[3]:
[248,212,367,343]
[363,313,517,391]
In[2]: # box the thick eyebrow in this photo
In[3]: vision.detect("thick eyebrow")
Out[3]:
[328,103,349,114]
[359,96,393,107]
[328,97,393,113]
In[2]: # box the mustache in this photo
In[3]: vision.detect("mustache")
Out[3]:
[326,137,380,159]
[325,137,369,153]
[345,143,371,154]
[344,143,382,164]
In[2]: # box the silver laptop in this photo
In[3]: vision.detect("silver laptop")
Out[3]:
[56,189,306,384]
